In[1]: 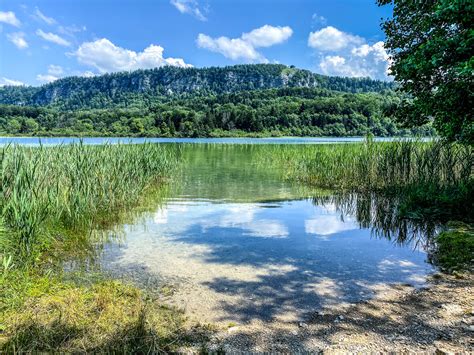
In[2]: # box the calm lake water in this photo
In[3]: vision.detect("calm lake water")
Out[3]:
[0,136,413,146]
[99,144,435,324]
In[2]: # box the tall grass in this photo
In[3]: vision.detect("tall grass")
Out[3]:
[0,142,178,264]
[260,139,473,192]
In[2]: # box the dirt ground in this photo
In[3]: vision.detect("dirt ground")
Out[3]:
[200,272,473,353]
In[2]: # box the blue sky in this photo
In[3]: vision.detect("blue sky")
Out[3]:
[0,0,393,86]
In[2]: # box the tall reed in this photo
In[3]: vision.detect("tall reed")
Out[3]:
[0,142,178,263]
[260,139,473,191]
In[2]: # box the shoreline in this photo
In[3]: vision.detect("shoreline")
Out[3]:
[200,272,473,352]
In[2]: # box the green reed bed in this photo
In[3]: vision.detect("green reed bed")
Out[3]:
[0,142,178,264]
[260,139,472,192]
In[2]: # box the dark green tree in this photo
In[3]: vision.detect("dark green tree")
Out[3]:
[378,0,473,143]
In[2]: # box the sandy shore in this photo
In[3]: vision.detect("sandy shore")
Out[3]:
[200,272,473,353]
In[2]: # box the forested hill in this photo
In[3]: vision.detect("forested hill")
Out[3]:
[0,64,394,109]
[0,64,432,138]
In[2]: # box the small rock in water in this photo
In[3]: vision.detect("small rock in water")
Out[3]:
[298,322,308,328]
[338,315,344,320]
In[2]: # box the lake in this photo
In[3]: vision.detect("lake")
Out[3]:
[0,136,420,146]
[98,143,435,324]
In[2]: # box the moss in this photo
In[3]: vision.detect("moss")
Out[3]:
[435,222,474,272]
[0,271,213,352]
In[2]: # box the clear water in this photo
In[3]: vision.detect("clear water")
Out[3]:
[101,144,435,323]
[0,136,423,146]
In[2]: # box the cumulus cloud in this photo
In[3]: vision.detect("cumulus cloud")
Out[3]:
[308,26,363,51]
[7,32,28,49]
[0,11,21,27]
[36,29,71,46]
[170,0,207,21]
[36,64,65,83]
[34,7,56,25]
[0,77,24,86]
[197,25,293,62]
[308,26,391,80]
[74,38,192,73]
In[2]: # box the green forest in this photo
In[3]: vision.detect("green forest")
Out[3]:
[0,64,434,137]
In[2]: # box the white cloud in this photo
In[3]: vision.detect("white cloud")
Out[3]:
[197,25,293,62]
[36,74,60,83]
[197,34,263,62]
[319,41,391,80]
[0,77,24,86]
[74,38,192,73]
[308,26,392,81]
[7,32,28,49]
[241,25,293,48]
[36,64,65,83]
[170,0,207,21]
[34,7,56,25]
[308,26,363,51]
[0,11,21,27]
[36,29,71,46]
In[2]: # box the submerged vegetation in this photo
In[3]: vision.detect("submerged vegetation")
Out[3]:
[434,222,474,272]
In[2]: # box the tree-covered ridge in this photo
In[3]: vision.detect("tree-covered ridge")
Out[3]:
[0,87,433,138]
[0,64,394,109]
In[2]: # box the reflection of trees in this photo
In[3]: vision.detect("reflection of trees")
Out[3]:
[176,144,309,202]
[311,192,439,253]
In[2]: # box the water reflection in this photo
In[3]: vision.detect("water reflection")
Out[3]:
[311,192,440,250]
[100,144,438,323]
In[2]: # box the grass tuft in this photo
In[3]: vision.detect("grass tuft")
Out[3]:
[0,271,212,352]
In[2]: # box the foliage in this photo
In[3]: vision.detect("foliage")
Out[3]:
[0,64,430,138]
[435,222,474,271]
[0,87,434,138]
[0,64,394,107]
[378,0,474,143]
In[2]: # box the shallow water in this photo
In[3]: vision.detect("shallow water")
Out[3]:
[101,144,434,324]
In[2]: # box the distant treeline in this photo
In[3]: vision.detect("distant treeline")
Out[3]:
[0,87,434,137]
[0,64,434,137]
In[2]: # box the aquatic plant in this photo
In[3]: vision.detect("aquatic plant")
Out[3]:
[259,139,472,192]
[434,222,474,272]
[0,142,178,264]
